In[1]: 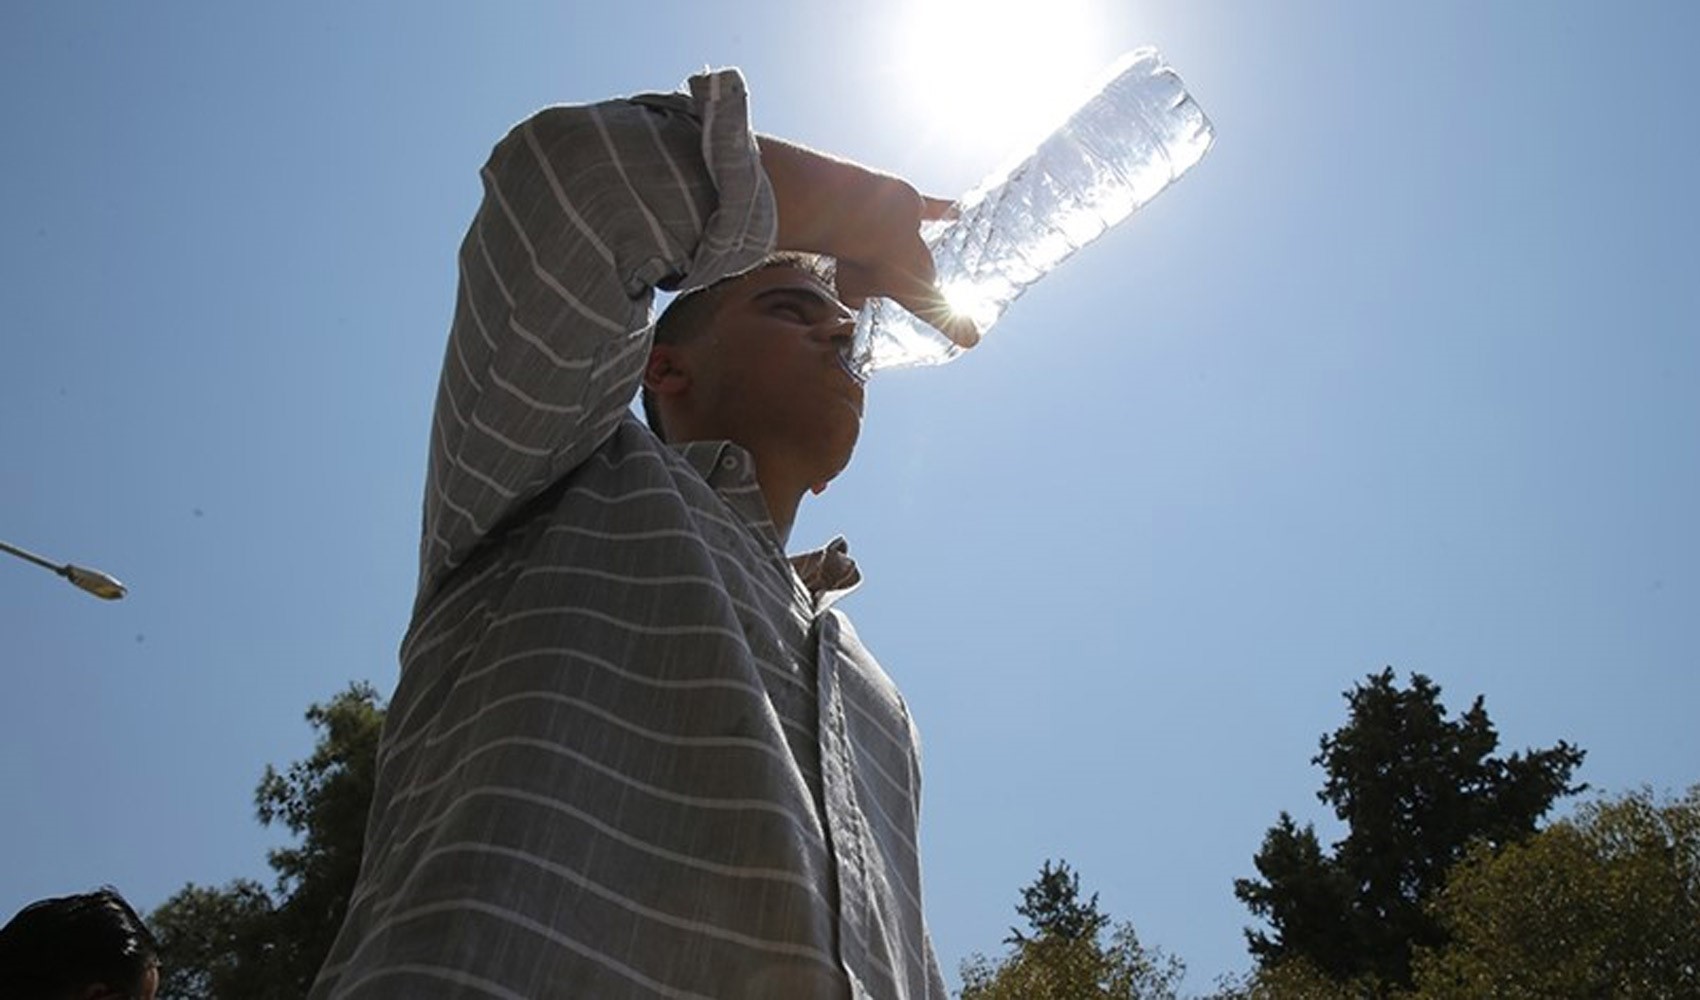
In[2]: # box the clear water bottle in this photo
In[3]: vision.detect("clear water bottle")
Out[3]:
[850,47,1215,376]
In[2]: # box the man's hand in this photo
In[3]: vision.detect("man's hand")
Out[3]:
[759,136,980,348]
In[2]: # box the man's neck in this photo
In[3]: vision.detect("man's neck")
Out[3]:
[753,455,807,548]
[664,424,820,548]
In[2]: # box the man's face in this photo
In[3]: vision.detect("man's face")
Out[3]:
[677,265,865,483]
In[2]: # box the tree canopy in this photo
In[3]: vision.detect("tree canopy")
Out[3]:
[150,683,384,999]
[1007,858,1111,945]
[1413,784,1700,998]
[961,860,1184,1000]
[1233,668,1585,991]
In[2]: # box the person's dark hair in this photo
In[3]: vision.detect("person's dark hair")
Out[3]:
[642,253,836,440]
[0,887,159,999]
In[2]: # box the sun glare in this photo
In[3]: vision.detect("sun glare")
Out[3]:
[940,278,1007,332]
[898,0,1114,167]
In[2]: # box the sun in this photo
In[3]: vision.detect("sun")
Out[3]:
[895,0,1116,167]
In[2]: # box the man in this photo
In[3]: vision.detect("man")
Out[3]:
[0,888,160,1000]
[312,67,976,998]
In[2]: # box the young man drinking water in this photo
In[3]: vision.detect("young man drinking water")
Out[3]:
[312,67,976,999]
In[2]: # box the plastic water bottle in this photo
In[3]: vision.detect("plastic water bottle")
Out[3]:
[850,48,1215,376]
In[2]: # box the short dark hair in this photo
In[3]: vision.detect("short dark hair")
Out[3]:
[642,253,836,439]
[0,887,159,999]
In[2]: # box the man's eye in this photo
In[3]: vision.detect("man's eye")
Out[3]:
[773,302,812,322]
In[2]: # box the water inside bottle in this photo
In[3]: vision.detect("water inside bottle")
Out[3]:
[850,47,1214,378]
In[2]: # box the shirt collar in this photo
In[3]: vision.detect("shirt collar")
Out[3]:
[790,535,862,612]
[675,438,743,485]
[673,438,783,543]
[673,440,862,610]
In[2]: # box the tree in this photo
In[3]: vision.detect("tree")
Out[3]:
[1233,669,1585,992]
[253,682,385,993]
[1412,784,1700,999]
[960,860,1185,1000]
[1008,858,1111,945]
[147,881,280,999]
[1207,958,1374,1000]
[151,683,385,999]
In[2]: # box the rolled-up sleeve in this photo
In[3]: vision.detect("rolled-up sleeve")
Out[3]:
[418,68,777,600]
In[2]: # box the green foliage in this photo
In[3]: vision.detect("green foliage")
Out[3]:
[1233,669,1585,991]
[961,860,1184,1000]
[1008,859,1111,945]
[148,881,280,1000]
[1412,784,1700,999]
[151,683,385,999]
[1207,958,1378,1000]
[1230,814,1355,981]
[255,683,385,995]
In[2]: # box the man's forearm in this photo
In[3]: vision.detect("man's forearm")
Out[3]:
[755,134,976,346]
[758,135,866,257]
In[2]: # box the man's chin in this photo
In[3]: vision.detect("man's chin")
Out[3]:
[814,434,858,492]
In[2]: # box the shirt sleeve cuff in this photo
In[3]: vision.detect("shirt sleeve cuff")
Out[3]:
[676,68,778,292]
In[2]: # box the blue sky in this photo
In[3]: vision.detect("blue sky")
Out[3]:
[3,1,1696,992]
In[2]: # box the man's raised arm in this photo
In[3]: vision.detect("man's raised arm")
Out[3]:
[418,70,776,598]
[417,70,975,601]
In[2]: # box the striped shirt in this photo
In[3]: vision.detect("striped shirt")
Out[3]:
[311,70,945,999]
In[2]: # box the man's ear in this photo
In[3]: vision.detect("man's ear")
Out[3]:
[643,345,692,398]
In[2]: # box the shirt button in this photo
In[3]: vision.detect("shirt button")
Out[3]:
[721,456,739,471]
